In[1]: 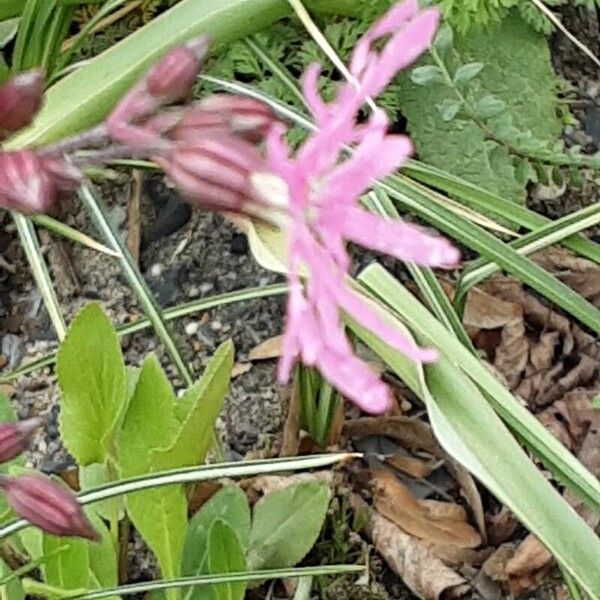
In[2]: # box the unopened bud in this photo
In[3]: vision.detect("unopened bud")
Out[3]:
[0,151,56,213]
[0,418,41,463]
[146,36,209,104]
[0,474,98,540]
[154,135,265,213]
[172,95,277,143]
[0,70,44,138]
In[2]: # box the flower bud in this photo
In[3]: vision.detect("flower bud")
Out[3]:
[0,70,44,138]
[0,474,98,540]
[154,135,266,213]
[172,95,277,143]
[0,418,41,463]
[146,36,209,105]
[0,151,56,213]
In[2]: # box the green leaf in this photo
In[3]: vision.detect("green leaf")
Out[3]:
[399,12,560,202]
[86,510,118,600]
[247,482,330,570]
[453,61,483,85]
[436,98,461,121]
[182,486,251,600]
[433,23,453,54]
[80,463,124,523]
[157,340,233,467]
[354,264,600,599]
[43,534,89,591]
[473,94,506,118]
[409,65,445,86]
[0,557,24,600]
[207,520,246,600]
[0,17,18,48]
[57,303,126,466]
[116,355,184,600]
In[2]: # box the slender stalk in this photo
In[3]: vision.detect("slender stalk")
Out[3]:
[78,182,193,386]
[0,453,358,541]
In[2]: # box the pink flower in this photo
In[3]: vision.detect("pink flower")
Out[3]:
[0,474,98,540]
[0,70,44,140]
[257,0,459,414]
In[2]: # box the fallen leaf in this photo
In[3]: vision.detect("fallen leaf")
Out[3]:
[351,494,469,600]
[188,481,222,515]
[280,385,300,457]
[343,416,441,457]
[231,362,253,378]
[248,334,284,361]
[504,535,552,595]
[372,469,481,548]
[487,509,519,546]
[243,471,333,497]
[385,453,435,479]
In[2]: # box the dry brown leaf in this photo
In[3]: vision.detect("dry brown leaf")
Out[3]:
[280,385,300,457]
[487,509,519,546]
[243,471,333,496]
[372,470,481,548]
[482,544,514,583]
[504,535,552,595]
[188,481,222,515]
[351,494,469,600]
[248,334,284,361]
[463,287,528,388]
[385,454,435,479]
[343,416,441,457]
[231,362,253,378]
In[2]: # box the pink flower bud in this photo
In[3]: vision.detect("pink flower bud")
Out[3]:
[0,151,56,213]
[0,474,98,540]
[0,70,44,138]
[172,95,277,143]
[154,135,266,213]
[146,36,209,105]
[0,418,41,463]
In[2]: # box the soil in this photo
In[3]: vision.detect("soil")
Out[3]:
[1,4,600,599]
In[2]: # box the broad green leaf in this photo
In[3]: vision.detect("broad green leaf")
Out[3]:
[354,264,600,597]
[433,23,453,54]
[207,520,246,600]
[43,534,89,591]
[247,482,330,570]
[474,94,506,119]
[453,61,483,85]
[410,65,445,86]
[86,510,119,600]
[80,462,124,523]
[436,98,461,121]
[156,341,233,469]
[57,303,126,466]
[116,355,184,600]
[182,486,251,600]
[0,557,24,600]
[6,0,359,150]
[0,17,18,48]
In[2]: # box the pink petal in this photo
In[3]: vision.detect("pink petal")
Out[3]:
[317,348,392,414]
[339,207,461,268]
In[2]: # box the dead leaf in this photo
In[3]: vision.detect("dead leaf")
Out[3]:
[343,416,441,457]
[351,494,469,600]
[385,454,435,479]
[231,362,253,378]
[504,536,552,595]
[280,385,300,457]
[487,509,519,546]
[188,481,222,515]
[248,334,284,361]
[372,469,481,548]
[243,471,333,497]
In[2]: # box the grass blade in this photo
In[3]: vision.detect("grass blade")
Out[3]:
[11,213,67,340]
[30,214,120,256]
[455,201,600,306]
[78,182,193,386]
[67,566,364,599]
[0,453,358,540]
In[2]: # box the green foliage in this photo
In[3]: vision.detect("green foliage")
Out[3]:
[431,0,600,34]
[247,482,331,570]
[57,303,127,466]
[181,483,331,600]
[398,11,562,203]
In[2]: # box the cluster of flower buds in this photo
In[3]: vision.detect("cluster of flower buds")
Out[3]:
[0,71,83,213]
[0,417,98,540]
[0,36,278,217]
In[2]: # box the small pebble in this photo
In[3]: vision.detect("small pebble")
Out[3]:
[149,263,164,278]
[185,321,200,336]
[210,321,223,332]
